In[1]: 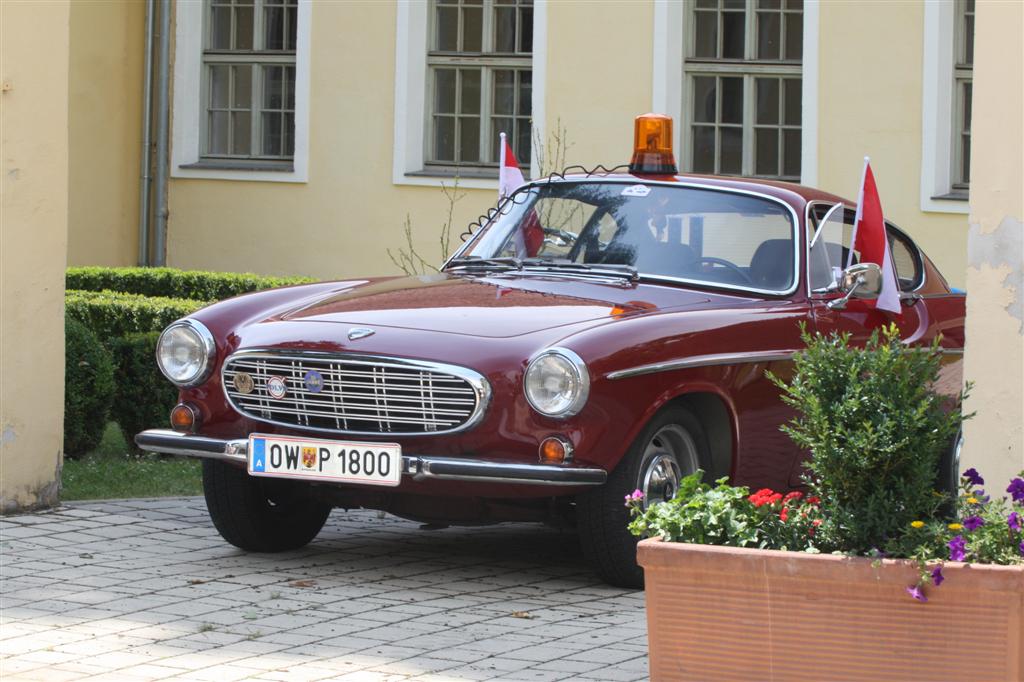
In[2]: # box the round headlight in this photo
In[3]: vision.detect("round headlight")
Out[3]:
[524,348,590,417]
[156,320,216,387]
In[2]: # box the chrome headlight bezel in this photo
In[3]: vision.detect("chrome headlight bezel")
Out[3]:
[523,347,590,418]
[155,319,217,387]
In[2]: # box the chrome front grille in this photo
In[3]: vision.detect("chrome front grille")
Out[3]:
[222,351,490,435]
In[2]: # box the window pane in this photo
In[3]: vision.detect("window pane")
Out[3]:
[962,135,970,183]
[232,111,251,155]
[519,7,533,52]
[755,128,778,175]
[283,111,295,156]
[262,112,282,156]
[436,5,458,51]
[265,5,285,50]
[495,7,516,52]
[210,65,230,108]
[964,14,974,65]
[757,12,781,60]
[784,12,803,60]
[692,126,715,173]
[233,65,252,108]
[236,4,254,50]
[783,78,801,125]
[210,5,232,49]
[696,0,716,7]
[516,120,532,163]
[785,0,802,8]
[721,77,743,124]
[518,71,532,116]
[284,66,295,110]
[435,69,456,114]
[459,116,480,162]
[723,0,744,9]
[264,66,285,109]
[493,69,514,114]
[460,69,481,115]
[720,127,742,174]
[783,128,801,177]
[493,116,514,156]
[463,5,483,52]
[722,11,745,59]
[963,81,972,130]
[694,11,717,59]
[756,77,779,124]
[693,76,716,123]
[286,3,298,50]
[435,117,455,161]
[759,0,781,8]
[209,111,229,154]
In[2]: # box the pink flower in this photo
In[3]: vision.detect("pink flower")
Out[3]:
[905,585,927,602]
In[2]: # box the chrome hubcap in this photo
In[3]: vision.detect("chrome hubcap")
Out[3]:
[638,424,699,508]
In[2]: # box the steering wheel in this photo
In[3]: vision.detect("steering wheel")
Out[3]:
[696,257,753,285]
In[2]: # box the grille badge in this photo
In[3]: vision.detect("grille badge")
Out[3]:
[348,327,375,341]
[233,372,254,395]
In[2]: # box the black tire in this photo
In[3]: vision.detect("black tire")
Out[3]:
[202,459,332,552]
[577,405,710,589]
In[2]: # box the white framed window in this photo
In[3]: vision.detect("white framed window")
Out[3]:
[682,0,803,181]
[172,0,310,182]
[393,0,547,189]
[920,0,971,213]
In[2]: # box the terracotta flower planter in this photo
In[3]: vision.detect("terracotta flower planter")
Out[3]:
[638,538,1024,681]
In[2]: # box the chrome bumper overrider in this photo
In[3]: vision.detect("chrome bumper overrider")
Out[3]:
[135,429,607,487]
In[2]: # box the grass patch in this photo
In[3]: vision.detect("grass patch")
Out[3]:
[62,423,203,500]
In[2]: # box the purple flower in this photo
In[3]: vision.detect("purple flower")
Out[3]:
[905,585,927,602]
[624,489,644,506]
[963,468,984,486]
[963,516,985,531]
[1020,540,1024,557]
[975,489,992,504]
[1008,478,1024,504]
[1009,512,1022,532]
[930,565,944,586]
[948,535,967,562]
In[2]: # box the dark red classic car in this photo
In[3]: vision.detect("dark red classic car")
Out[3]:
[138,116,965,588]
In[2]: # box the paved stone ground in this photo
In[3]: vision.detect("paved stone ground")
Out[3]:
[0,498,648,681]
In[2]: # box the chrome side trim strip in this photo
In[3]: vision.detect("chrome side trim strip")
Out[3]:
[134,429,606,487]
[607,350,797,380]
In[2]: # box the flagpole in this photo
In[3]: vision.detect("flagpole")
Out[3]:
[499,132,507,200]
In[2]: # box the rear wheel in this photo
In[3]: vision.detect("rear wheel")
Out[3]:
[577,406,709,589]
[202,459,332,552]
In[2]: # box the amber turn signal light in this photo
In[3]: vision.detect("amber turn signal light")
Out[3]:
[539,436,574,465]
[170,403,201,433]
[628,113,677,175]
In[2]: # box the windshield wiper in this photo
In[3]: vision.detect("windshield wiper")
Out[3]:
[521,259,639,282]
[446,256,523,271]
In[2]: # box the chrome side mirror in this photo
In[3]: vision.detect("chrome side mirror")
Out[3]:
[827,263,882,310]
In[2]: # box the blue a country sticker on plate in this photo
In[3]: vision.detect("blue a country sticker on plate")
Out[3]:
[251,437,266,472]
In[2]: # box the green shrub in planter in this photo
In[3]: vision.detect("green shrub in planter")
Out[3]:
[65,290,205,339]
[66,266,315,302]
[109,332,179,446]
[64,316,117,457]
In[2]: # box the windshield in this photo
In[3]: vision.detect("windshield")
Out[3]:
[456,181,797,293]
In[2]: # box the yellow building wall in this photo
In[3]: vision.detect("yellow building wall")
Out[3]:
[1,0,70,512]
[961,1,1023,489]
[67,0,144,267]
[815,1,968,289]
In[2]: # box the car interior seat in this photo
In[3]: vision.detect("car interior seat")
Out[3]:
[748,239,794,290]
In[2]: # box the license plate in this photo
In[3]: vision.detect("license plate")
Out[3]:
[247,434,402,487]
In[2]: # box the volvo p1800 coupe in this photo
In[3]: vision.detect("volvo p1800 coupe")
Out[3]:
[137,115,965,588]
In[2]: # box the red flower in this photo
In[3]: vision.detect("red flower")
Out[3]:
[806,496,821,505]
[779,507,789,522]
[784,491,803,503]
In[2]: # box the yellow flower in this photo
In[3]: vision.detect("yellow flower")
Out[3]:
[910,521,925,529]
[948,523,963,531]
[967,497,979,504]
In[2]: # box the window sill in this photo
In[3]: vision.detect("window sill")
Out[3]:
[181,160,295,172]
[930,190,969,202]
[407,167,500,180]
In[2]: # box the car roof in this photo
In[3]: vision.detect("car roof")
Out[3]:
[531,171,853,209]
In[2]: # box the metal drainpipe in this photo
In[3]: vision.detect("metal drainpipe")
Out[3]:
[152,0,172,267]
[137,0,155,266]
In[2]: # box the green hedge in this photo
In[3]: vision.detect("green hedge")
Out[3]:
[66,266,315,302]
[109,332,179,445]
[65,316,117,457]
[65,290,205,339]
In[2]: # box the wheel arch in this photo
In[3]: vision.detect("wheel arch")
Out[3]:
[660,390,736,482]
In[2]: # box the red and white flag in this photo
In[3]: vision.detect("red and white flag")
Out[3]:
[499,132,543,257]
[847,158,901,315]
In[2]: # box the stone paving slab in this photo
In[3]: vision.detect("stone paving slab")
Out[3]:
[0,498,647,681]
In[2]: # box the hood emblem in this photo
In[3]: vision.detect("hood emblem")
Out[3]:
[348,327,375,341]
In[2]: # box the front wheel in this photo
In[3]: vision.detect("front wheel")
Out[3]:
[577,406,709,588]
[202,460,332,552]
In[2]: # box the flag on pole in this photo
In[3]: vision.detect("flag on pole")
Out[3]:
[499,132,543,256]
[848,158,901,315]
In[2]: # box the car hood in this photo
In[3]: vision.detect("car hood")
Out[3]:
[270,272,720,339]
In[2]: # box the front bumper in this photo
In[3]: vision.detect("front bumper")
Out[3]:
[135,429,607,487]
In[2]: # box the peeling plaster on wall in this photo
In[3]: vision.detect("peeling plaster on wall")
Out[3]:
[1,425,15,445]
[968,216,1024,332]
[0,477,60,515]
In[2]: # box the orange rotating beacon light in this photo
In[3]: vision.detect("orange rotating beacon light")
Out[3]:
[628,113,677,175]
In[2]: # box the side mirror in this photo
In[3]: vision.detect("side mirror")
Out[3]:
[827,263,882,310]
